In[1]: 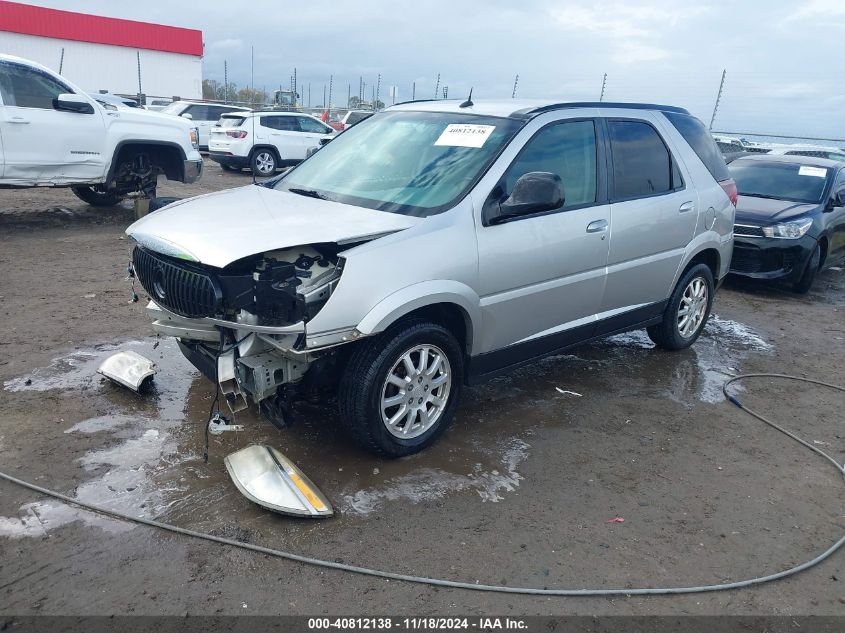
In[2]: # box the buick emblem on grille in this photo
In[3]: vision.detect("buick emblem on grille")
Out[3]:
[152,265,167,301]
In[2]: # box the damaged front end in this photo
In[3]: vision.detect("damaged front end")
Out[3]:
[131,242,349,423]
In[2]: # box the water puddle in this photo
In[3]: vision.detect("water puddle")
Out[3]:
[341,438,529,515]
[0,313,773,538]
[602,314,772,404]
[0,338,203,538]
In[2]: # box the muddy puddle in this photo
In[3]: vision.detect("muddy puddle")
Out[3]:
[0,313,773,538]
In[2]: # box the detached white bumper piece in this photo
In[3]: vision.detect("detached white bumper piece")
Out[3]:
[98,350,156,392]
[224,445,333,518]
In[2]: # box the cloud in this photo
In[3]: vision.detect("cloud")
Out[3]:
[206,38,243,52]
[783,0,845,22]
[549,2,708,64]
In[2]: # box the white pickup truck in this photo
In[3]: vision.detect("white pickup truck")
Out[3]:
[0,54,203,206]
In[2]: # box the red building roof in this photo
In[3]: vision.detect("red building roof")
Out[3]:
[0,1,203,56]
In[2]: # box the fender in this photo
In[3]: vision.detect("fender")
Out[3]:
[106,140,189,183]
[356,280,482,354]
[669,229,728,292]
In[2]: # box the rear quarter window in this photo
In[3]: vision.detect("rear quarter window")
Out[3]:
[664,111,731,182]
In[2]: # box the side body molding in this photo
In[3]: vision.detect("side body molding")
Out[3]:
[355,280,482,355]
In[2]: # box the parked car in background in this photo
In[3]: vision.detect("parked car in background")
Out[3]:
[760,144,845,162]
[127,100,735,456]
[728,154,845,292]
[88,91,141,109]
[159,100,252,150]
[146,98,173,111]
[207,111,334,175]
[0,54,202,205]
[339,109,373,131]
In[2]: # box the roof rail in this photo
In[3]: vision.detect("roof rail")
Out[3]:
[390,98,443,107]
[512,102,691,118]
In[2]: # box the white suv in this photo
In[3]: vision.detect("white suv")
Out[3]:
[208,111,335,175]
[159,100,252,150]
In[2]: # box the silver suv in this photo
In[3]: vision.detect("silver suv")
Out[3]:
[127,100,736,457]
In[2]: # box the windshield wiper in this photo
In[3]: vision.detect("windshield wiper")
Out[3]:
[741,193,783,200]
[288,187,328,200]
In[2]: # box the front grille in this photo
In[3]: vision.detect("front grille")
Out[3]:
[734,224,765,238]
[132,247,222,318]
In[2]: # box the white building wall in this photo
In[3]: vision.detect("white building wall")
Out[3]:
[0,31,202,99]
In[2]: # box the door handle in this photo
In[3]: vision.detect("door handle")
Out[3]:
[9,116,30,124]
[586,219,608,233]
[679,201,695,213]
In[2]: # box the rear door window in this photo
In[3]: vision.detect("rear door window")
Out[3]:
[664,111,731,181]
[608,120,677,200]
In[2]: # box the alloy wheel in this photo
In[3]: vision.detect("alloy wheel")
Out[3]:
[380,344,452,439]
[678,276,708,338]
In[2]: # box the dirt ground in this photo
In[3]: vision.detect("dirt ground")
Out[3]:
[0,163,843,617]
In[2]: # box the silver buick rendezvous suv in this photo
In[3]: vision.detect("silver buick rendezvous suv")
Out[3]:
[127,100,736,457]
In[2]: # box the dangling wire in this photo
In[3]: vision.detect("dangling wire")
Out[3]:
[204,331,252,462]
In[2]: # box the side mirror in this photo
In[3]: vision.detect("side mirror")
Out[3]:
[488,172,564,225]
[53,93,94,114]
[181,112,193,120]
[836,189,845,207]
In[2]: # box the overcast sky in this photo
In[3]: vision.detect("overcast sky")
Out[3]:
[30,0,845,139]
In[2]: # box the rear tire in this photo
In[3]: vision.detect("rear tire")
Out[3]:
[338,319,464,457]
[71,186,123,207]
[250,149,277,176]
[792,244,821,294]
[647,263,714,350]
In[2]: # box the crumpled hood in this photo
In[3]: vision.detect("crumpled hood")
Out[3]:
[126,185,421,268]
[735,195,820,225]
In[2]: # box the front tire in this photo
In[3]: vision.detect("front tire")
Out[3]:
[338,319,464,457]
[792,244,821,294]
[71,186,123,207]
[647,263,714,350]
[250,149,277,176]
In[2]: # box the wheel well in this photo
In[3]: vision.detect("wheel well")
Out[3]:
[251,145,281,163]
[685,248,720,281]
[400,303,472,355]
[113,143,184,182]
[818,236,829,268]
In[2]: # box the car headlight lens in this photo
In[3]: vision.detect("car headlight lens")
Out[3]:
[190,128,199,148]
[762,217,813,239]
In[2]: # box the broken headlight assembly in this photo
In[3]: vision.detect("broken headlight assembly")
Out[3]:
[132,244,344,326]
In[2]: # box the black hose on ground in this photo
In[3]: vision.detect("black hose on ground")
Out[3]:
[0,374,842,596]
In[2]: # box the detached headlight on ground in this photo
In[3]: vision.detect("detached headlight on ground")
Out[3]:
[762,217,813,239]
[224,445,333,518]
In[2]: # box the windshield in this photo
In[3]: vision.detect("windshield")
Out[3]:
[159,102,186,115]
[274,111,523,216]
[730,161,830,203]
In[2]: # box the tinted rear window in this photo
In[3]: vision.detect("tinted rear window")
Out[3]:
[608,120,673,199]
[218,115,245,127]
[664,111,731,182]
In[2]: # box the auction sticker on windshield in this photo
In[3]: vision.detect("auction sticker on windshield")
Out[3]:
[798,166,827,178]
[435,124,496,148]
